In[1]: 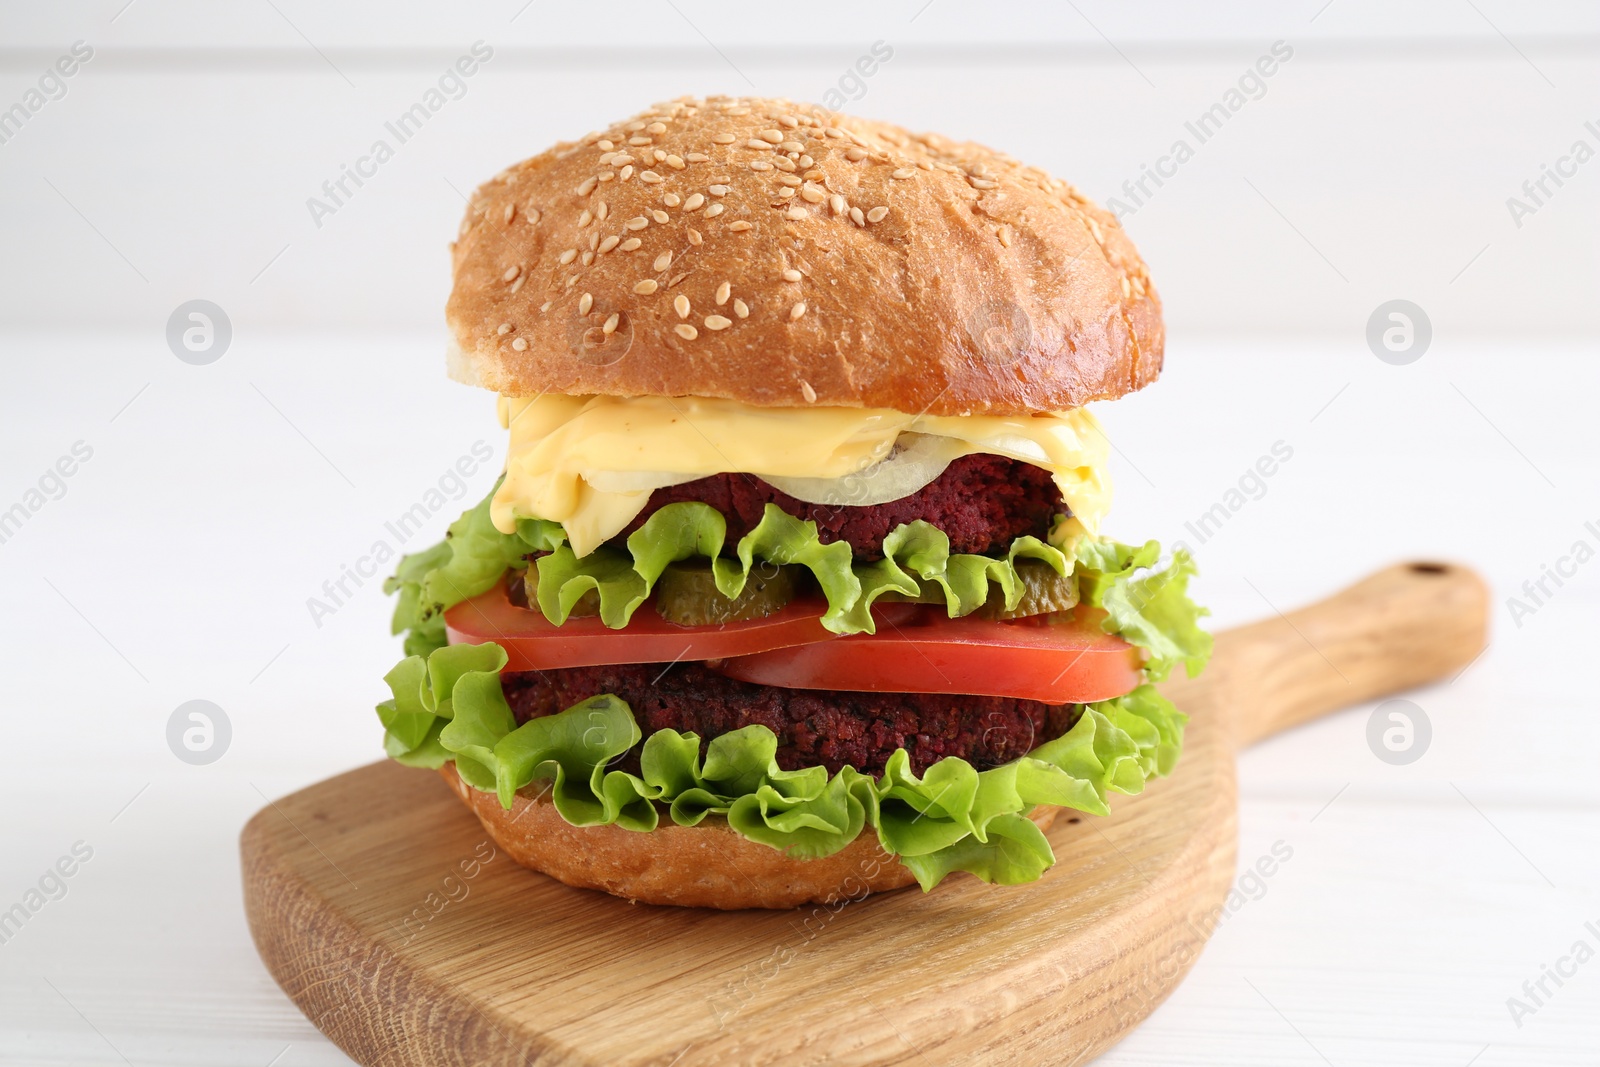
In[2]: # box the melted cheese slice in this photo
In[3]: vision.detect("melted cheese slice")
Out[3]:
[493,395,1113,557]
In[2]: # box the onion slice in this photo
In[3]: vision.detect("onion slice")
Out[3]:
[760,433,967,506]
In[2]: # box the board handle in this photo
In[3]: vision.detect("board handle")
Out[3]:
[1163,562,1489,749]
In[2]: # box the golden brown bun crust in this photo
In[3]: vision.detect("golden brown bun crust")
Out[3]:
[447,96,1161,416]
[440,764,1060,910]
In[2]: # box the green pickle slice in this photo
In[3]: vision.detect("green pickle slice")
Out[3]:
[878,560,1079,620]
[977,558,1080,620]
[521,561,600,617]
[654,559,799,625]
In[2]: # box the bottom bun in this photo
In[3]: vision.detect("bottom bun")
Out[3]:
[440,764,1060,910]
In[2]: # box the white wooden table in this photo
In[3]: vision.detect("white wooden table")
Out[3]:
[1,333,1594,1065]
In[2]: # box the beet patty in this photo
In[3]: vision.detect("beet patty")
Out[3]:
[500,663,1079,777]
[620,453,1062,560]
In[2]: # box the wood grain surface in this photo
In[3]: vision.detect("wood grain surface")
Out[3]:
[241,562,1487,1067]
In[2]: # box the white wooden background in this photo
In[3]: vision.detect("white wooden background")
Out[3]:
[1,2,1597,1064]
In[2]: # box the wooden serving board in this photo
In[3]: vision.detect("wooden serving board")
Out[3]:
[243,562,1487,1066]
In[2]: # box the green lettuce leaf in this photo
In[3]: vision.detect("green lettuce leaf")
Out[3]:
[390,486,1071,637]
[378,641,1188,891]
[1074,538,1212,681]
[386,485,1212,678]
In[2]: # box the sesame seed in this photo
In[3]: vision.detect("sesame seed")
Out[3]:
[891,168,915,180]
[641,171,664,184]
[716,281,731,304]
[540,300,553,312]
[773,156,797,172]
[628,135,652,147]
[578,292,593,315]
[777,174,802,187]
[800,183,826,203]
[785,206,807,220]
[782,269,802,282]
[597,139,614,151]
[510,275,526,294]
[502,265,521,281]
[497,322,512,335]
[705,203,725,218]
[733,298,749,317]
[581,251,594,266]
[526,206,541,224]
[669,271,690,287]
[620,237,642,251]
[512,337,528,350]
[778,115,798,129]
[1087,219,1104,242]
[674,294,690,318]
[685,152,710,162]
[504,203,515,224]
[674,323,698,340]
[969,177,997,190]
[780,140,804,153]
[708,184,730,196]
[789,301,807,321]
[828,194,846,215]
[759,129,783,143]
[599,235,621,253]
[845,147,867,162]
[651,209,669,223]
[589,232,600,251]
[687,227,704,245]
[626,121,646,132]
[665,154,685,170]
[662,193,681,207]
[713,133,736,145]
[576,176,599,196]
[728,220,753,232]
[603,312,620,335]
[778,188,796,200]
[619,165,634,181]
[750,160,773,171]
[803,169,824,181]
[866,206,889,223]
[998,225,1013,247]
[647,121,667,134]
[1121,275,1133,298]
[654,251,673,271]
[597,201,609,220]
[684,192,706,211]
[578,209,593,227]
[704,315,732,330]
[634,279,659,294]
[625,216,649,230]
[801,380,817,403]
[745,139,773,151]
[850,207,865,226]
[558,248,577,265]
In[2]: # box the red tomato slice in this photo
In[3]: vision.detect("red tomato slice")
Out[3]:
[444,580,844,670]
[712,607,1144,704]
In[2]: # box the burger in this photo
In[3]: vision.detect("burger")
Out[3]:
[375,96,1210,909]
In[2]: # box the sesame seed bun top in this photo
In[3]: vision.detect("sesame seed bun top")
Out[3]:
[445,95,1162,416]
